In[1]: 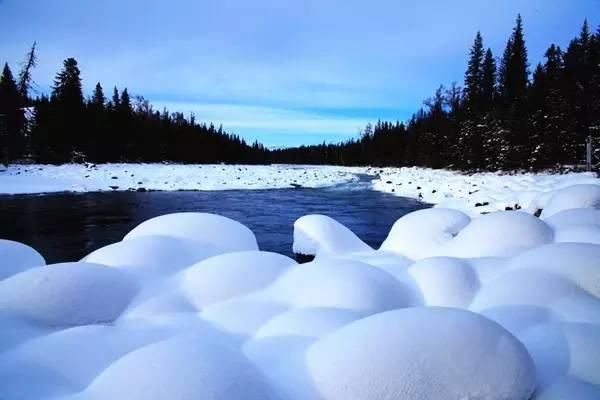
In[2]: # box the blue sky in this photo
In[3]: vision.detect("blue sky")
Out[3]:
[1,0,598,146]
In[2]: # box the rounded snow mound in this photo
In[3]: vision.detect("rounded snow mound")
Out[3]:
[124,212,258,253]
[446,211,554,258]
[306,307,536,400]
[521,322,600,388]
[544,208,600,231]
[81,333,280,400]
[293,214,371,256]
[470,270,590,312]
[507,243,600,298]
[265,259,413,314]
[533,377,600,400]
[179,251,295,309]
[407,257,479,308]
[380,208,471,260]
[542,184,600,218]
[84,235,219,280]
[254,307,364,339]
[554,225,600,245]
[0,262,136,327]
[0,239,45,281]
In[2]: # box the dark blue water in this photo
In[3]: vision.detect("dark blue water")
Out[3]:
[0,181,428,263]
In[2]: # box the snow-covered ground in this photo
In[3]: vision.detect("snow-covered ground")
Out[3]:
[1,181,600,399]
[371,166,600,216]
[0,164,360,194]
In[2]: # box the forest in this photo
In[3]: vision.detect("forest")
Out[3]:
[1,16,599,170]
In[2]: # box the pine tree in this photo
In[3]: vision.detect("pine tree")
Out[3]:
[481,48,497,108]
[111,87,120,109]
[50,58,85,160]
[91,83,106,109]
[119,88,132,114]
[0,63,25,164]
[464,32,485,106]
[17,42,37,102]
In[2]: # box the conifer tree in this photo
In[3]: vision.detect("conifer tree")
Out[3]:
[0,63,24,164]
[464,32,485,106]
[91,82,105,109]
[481,48,497,107]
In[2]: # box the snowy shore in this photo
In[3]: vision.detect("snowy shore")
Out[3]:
[0,163,360,194]
[1,179,600,398]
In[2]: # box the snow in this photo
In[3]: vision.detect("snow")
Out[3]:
[293,214,371,256]
[380,208,471,259]
[542,184,600,218]
[2,164,600,398]
[306,307,536,400]
[373,166,600,215]
[0,163,359,194]
[179,251,295,309]
[0,262,137,327]
[0,239,45,281]
[124,212,259,253]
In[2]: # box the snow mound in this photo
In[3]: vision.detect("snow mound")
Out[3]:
[544,208,600,231]
[446,211,554,258]
[542,184,600,218]
[80,333,280,400]
[306,307,536,400]
[179,251,295,309]
[380,208,471,259]
[124,212,258,253]
[0,239,45,281]
[507,243,600,297]
[521,322,600,388]
[407,257,479,308]
[0,324,169,400]
[201,299,288,337]
[265,258,413,314]
[554,225,600,245]
[254,307,364,339]
[84,235,219,281]
[471,270,590,311]
[293,214,371,256]
[0,262,136,327]
[533,377,600,400]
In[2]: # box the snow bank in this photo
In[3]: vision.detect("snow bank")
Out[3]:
[124,212,258,253]
[373,166,600,215]
[379,208,471,259]
[306,307,536,400]
[0,163,360,194]
[0,262,136,327]
[0,239,45,281]
[293,214,371,256]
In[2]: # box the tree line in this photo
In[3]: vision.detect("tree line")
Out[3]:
[2,15,599,170]
[272,16,600,171]
[0,48,268,165]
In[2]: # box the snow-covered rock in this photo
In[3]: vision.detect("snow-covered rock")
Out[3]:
[0,239,45,281]
[380,208,471,259]
[306,307,536,400]
[542,184,600,218]
[124,212,258,253]
[446,211,554,258]
[83,235,219,282]
[79,333,280,400]
[407,257,479,308]
[0,262,136,327]
[293,214,371,256]
[521,322,600,388]
[179,251,295,309]
[264,258,414,313]
[254,307,364,339]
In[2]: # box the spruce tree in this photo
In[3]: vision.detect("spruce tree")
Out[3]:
[481,48,497,108]
[0,63,25,164]
[464,32,485,106]
[92,82,106,109]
